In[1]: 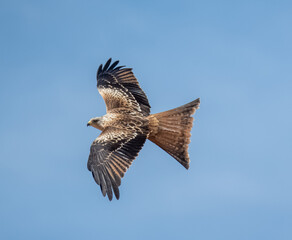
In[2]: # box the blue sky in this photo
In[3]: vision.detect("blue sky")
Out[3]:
[0,0,291,239]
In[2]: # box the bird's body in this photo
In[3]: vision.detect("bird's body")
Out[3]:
[90,109,148,133]
[87,58,200,200]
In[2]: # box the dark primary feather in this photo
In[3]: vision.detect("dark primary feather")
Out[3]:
[108,60,119,71]
[87,127,146,200]
[103,58,112,71]
[96,58,151,116]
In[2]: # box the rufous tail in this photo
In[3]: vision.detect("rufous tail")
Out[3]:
[147,98,200,169]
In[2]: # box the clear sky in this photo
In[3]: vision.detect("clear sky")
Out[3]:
[0,0,291,239]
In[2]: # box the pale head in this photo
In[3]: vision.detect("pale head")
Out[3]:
[87,117,104,131]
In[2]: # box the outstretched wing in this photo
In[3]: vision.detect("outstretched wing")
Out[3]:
[87,127,146,200]
[96,58,151,116]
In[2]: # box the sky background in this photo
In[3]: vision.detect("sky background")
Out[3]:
[0,0,291,239]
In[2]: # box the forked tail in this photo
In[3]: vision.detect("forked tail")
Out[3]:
[147,98,200,169]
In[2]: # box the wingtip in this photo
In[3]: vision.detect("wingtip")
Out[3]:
[182,162,190,170]
[108,194,113,201]
[97,58,123,78]
[108,60,120,71]
[103,58,112,71]
[115,190,120,200]
[101,187,107,197]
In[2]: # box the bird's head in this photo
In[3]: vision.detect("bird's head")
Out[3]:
[87,117,104,131]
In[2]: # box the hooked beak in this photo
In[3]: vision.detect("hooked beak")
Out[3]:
[87,122,91,127]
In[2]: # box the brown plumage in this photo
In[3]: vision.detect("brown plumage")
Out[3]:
[87,58,200,200]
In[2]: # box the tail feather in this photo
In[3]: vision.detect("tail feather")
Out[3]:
[147,98,200,169]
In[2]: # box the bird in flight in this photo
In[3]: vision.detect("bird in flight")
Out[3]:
[87,58,200,200]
